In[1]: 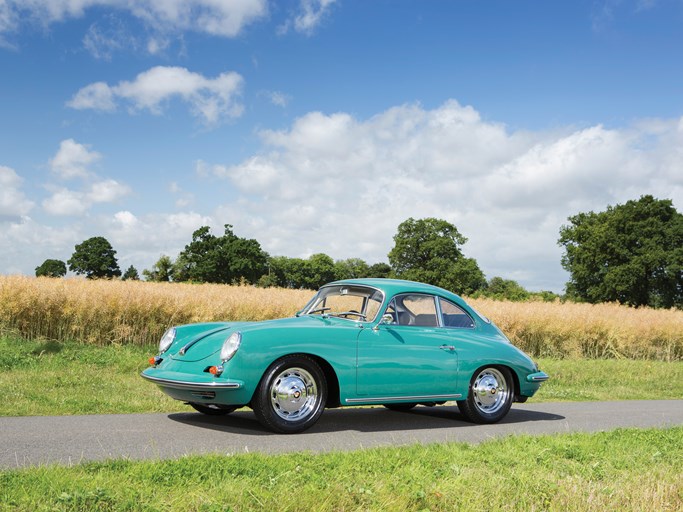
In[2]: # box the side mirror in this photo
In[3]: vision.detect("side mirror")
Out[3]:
[373,313,394,331]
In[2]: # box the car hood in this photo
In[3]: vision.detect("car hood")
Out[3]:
[168,315,350,362]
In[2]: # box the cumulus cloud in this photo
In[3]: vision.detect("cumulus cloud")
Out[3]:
[0,216,81,275]
[105,210,213,268]
[42,179,130,216]
[49,139,102,179]
[68,66,244,126]
[205,101,683,292]
[43,179,130,216]
[279,0,337,35]
[0,0,268,44]
[0,165,34,219]
[44,140,131,216]
[42,188,89,216]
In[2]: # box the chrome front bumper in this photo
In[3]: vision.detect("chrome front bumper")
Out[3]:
[140,372,243,390]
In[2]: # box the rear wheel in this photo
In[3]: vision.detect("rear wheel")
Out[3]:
[189,403,237,416]
[457,366,513,423]
[253,355,327,434]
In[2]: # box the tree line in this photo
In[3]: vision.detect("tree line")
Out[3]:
[35,195,683,308]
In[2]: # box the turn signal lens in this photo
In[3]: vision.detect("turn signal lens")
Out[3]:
[208,365,224,376]
[148,357,156,365]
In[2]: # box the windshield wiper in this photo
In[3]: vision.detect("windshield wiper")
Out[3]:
[307,307,331,315]
[332,311,367,320]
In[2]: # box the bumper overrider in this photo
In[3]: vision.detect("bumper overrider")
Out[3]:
[526,371,550,383]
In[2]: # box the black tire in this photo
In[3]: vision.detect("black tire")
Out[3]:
[189,403,237,416]
[383,403,417,412]
[457,366,513,424]
[252,355,327,434]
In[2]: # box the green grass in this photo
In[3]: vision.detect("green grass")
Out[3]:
[0,336,185,416]
[1,336,682,417]
[1,427,681,511]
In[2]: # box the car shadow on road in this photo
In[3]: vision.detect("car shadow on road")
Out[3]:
[167,404,565,435]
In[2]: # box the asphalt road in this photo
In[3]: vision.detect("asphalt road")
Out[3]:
[1,400,682,469]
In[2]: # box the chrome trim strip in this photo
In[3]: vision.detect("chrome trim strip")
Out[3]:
[140,373,242,390]
[344,393,462,404]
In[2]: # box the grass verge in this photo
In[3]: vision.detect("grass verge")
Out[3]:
[1,427,682,511]
[1,336,682,417]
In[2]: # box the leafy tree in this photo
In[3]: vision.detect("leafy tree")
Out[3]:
[143,255,175,282]
[367,262,392,279]
[388,217,486,294]
[559,195,683,308]
[334,258,370,281]
[304,253,336,289]
[477,277,530,301]
[35,259,67,278]
[68,236,121,279]
[175,225,267,284]
[122,265,140,281]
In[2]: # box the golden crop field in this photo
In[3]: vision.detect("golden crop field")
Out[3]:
[0,275,681,360]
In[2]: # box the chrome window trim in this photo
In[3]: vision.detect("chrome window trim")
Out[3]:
[437,297,476,330]
[384,292,441,328]
[304,284,386,323]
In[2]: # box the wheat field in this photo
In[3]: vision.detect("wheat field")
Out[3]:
[0,275,681,360]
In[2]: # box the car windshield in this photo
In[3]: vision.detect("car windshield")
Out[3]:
[300,285,384,322]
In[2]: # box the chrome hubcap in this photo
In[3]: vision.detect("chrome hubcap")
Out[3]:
[472,368,509,414]
[270,367,318,421]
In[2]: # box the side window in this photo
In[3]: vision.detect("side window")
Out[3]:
[439,298,475,329]
[392,294,439,327]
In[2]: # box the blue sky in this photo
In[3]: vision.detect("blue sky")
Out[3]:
[1,0,682,292]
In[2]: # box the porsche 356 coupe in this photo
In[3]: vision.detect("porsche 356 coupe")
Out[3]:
[141,278,548,433]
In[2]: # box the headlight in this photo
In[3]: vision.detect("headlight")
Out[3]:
[220,331,241,362]
[159,327,176,354]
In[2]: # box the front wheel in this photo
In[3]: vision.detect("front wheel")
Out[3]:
[189,403,237,416]
[253,355,327,434]
[457,366,513,423]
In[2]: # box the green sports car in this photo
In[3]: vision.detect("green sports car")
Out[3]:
[141,278,548,433]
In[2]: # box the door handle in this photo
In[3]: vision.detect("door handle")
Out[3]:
[439,345,455,351]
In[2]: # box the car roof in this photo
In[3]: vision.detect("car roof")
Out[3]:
[324,278,462,300]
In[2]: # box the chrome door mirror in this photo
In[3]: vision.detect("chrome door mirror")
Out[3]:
[373,313,394,331]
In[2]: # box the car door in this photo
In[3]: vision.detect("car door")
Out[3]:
[355,293,460,399]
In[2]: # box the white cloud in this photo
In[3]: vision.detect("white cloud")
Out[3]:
[68,66,244,126]
[66,82,116,111]
[49,139,102,179]
[0,0,268,42]
[42,179,131,216]
[204,101,683,292]
[87,179,131,203]
[266,90,290,107]
[168,181,194,208]
[42,188,88,216]
[279,0,337,35]
[0,165,34,219]
[83,16,139,60]
[0,216,81,275]
[106,210,213,268]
